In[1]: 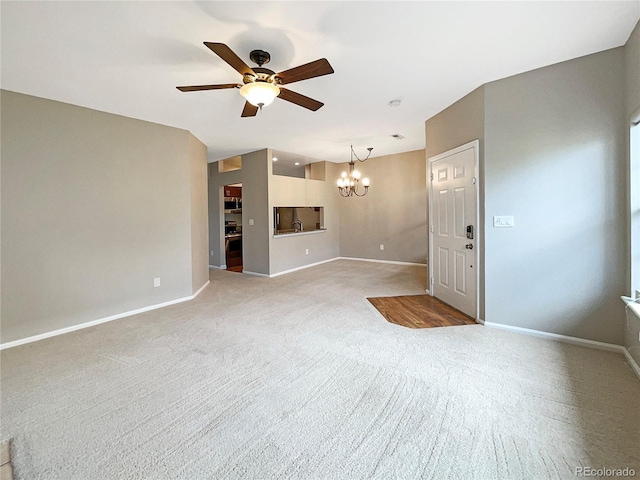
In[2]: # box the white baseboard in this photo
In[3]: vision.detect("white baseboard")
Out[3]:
[248,256,425,278]
[269,258,339,278]
[242,270,270,277]
[0,280,211,351]
[484,321,622,351]
[242,256,426,278]
[209,264,226,270]
[484,321,640,380]
[338,257,427,267]
[623,349,640,380]
[192,280,210,297]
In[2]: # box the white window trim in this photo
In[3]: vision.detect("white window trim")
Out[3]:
[630,106,640,298]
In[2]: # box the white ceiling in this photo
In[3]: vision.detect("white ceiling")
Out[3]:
[2,1,638,163]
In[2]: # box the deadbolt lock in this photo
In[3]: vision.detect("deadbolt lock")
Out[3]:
[465,244,473,250]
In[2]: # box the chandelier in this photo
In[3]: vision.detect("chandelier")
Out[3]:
[337,145,373,197]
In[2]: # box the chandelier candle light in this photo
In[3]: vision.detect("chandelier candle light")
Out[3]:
[337,145,373,197]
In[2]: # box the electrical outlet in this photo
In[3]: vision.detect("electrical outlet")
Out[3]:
[249,219,254,226]
[210,250,214,256]
[153,277,160,287]
[380,244,384,251]
[305,248,309,255]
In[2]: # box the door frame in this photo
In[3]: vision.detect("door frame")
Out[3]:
[427,139,480,322]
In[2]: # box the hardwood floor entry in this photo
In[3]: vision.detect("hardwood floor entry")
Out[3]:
[367,295,476,329]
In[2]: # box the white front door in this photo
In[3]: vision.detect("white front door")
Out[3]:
[429,141,479,318]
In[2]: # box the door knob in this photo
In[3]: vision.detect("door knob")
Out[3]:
[465,244,473,250]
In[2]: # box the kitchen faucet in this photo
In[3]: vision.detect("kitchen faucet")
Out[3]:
[293,220,303,231]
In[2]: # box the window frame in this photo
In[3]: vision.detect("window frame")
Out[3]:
[630,107,640,298]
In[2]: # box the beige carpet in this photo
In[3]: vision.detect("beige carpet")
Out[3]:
[1,260,639,479]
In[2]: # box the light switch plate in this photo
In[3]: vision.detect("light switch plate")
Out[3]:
[493,216,514,227]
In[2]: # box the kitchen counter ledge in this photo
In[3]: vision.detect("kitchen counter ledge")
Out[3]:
[273,228,327,238]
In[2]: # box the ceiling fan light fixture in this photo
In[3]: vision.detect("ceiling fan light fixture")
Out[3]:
[239,82,280,108]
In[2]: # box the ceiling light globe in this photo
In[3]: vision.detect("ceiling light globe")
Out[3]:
[239,82,280,107]
[341,171,347,178]
[362,177,370,187]
[352,170,361,180]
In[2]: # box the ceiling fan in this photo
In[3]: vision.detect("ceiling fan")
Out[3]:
[177,42,334,117]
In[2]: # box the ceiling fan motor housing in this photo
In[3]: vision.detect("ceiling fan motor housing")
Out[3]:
[249,50,271,67]
[244,67,278,86]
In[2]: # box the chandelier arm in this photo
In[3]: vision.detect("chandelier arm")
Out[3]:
[351,145,373,163]
[353,186,368,197]
[338,187,351,197]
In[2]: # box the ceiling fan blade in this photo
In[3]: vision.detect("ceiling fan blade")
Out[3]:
[241,102,259,117]
[277,88,324,111]
[204,42,255,77]
[176,84,239,92]
[275,58,334,85]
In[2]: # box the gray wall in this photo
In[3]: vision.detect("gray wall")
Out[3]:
[189,134,209,292]
[425,47,630,345]
[483,48,626,345]
[338,150,428,264]
[1,90,209,344]
[269,161,340,274]
[425,87,485,318]
[242,150,271,275]
[425,86,485,160]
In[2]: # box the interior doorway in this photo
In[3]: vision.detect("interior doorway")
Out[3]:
[428,140,480,320]
[223,183,243,273]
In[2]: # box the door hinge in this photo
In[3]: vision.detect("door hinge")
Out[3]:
[430,226,434,233]
[472,177,477,184]
[430,173,434,181]
[430,277,434,285]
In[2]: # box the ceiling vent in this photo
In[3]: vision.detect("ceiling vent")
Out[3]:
[390,134,405,140]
